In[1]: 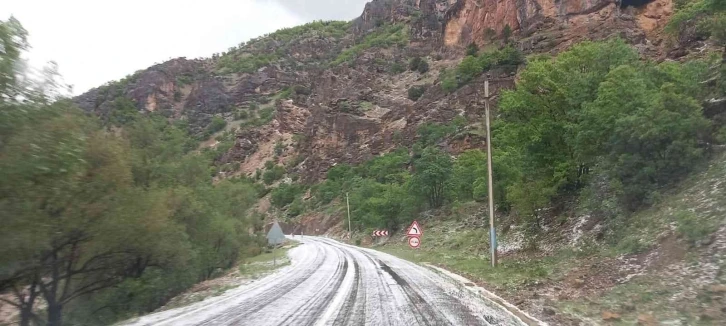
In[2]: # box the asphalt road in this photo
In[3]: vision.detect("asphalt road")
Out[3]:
[124,236,539,326]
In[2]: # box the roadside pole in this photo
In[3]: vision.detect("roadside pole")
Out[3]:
[485,79,498,267]
[273,245,276,267]
[346,192,352,239]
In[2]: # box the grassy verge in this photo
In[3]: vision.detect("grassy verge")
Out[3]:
[239,240,300,278]
[371,152,726,324]
[161,240,300,311]
[375,221,573,291]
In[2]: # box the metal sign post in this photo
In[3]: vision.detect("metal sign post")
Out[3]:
[346,192,352,238]
[485,79,498,267]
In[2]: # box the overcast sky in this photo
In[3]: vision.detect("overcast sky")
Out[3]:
[2,0,368,95]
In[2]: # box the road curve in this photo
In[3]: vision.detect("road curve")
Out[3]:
[124,236,536,326]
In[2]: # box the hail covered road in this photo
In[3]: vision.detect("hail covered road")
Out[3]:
[125,236,541,326]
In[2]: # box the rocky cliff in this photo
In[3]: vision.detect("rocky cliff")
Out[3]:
[75,0,680,182]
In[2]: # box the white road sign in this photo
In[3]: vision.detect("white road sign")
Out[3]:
[408,236,421,249]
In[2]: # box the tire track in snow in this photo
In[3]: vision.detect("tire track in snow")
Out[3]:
[281,247,348,325]
[122,236,540,326]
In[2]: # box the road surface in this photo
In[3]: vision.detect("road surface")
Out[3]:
[124,236,540,326]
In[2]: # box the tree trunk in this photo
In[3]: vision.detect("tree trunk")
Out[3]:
[47,303,63,326]
[15,277,39,326]
[19,306,32,326]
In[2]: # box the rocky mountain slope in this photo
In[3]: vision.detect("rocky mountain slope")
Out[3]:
[65,0,726,324]
[74,0,688,184]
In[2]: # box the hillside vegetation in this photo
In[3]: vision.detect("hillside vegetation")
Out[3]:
[2,0,726,324]
[0,19,267,326]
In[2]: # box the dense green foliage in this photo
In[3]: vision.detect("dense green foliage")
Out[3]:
[263,164,286,185]
[271,183,305,209]
[408,56,429,73]
[332,24,409,65]
[310,37,723,242]
[252,20,350,44]
[309,120,478,231]
[207,116,227,133]
[216,20,350,73]
[441,45,524,92]
[465,43,479,57]
[667,0,726,45]
[502,24,513,43]
[0,19,265,326]
[407,85,426,101]
[494,38,720,232]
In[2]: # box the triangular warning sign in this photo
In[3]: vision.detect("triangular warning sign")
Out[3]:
[266,221,286,245]
[406,220,423,237]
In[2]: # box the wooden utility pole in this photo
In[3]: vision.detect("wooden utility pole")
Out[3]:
[346,192,352,238]
[484,79,498,267]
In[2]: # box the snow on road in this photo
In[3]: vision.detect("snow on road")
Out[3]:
[123,236,541,326]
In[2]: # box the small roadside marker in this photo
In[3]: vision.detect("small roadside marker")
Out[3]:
[372,230,389,237]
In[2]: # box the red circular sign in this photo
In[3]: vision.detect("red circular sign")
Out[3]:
[408,236,421,249]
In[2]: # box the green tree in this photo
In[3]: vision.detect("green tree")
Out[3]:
[207,116,227,134]
[466,43,480,57]
[502,24,512,43]
[108,97,140,126]
[0,112,190,326]
[350,179,414,231]
[0,17,28,104]
[362,148,410,184]
[457,55,482,83]
[263,165,286,185]
[497,39,639,210]
[410,147,453,208]
[452,150,488,201]
[271,183,304,208]
[416,122,457,148]
[408,85,426,101]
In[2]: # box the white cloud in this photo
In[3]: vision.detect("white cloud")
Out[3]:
[2,0,306,94]
[257,0,369,21]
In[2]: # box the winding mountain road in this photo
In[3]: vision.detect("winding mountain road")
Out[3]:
[124,236,541,326]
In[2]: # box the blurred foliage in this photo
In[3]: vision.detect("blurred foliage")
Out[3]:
[495,38,720,234]
[442,45,524,92]
[407,85,426,101]
[332,24,409,65]
[408,56,429,74]
[217,20,350,74]
[0,18,265,326]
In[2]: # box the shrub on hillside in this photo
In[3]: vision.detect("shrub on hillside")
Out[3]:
[293,85,311,95]
[442,45,525,92]
[207,116,227,134]
[409,57,429,73]
[465,43,479,57]
[234,110,249,120]
[263,165,286,185]
[389,61,406,74]
[332,24,409,65]
[271,183,304,208]
[407,85,426,101]
[502,24,512,43]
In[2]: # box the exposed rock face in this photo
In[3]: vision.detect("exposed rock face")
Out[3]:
[74,0,679,182]
[74,58,206,121]
[439,0,670,56]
